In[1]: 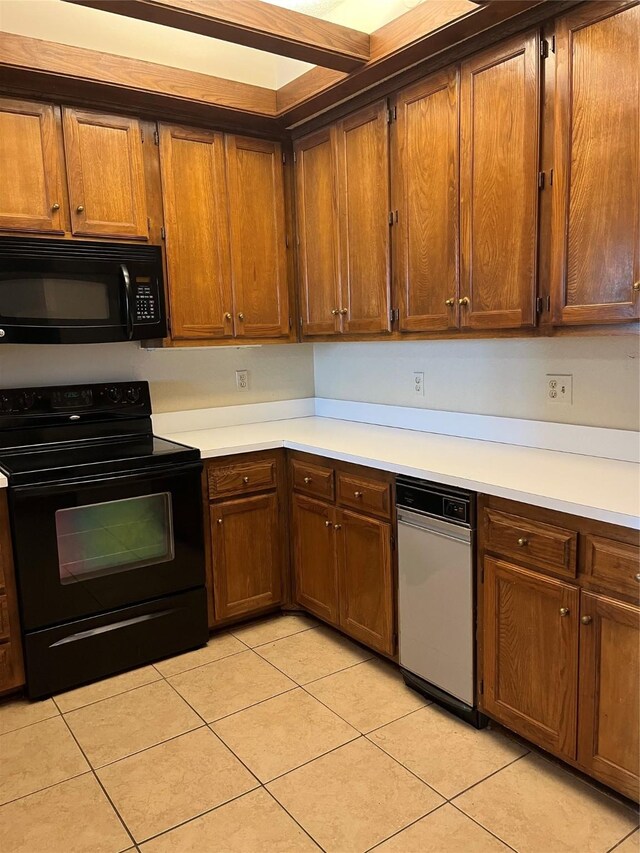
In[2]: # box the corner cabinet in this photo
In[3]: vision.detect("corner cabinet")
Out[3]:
[550,1,640,325]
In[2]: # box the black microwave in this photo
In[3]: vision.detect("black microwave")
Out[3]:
[0,237,166,344]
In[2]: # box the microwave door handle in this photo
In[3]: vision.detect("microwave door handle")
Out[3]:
[120,264,134,340]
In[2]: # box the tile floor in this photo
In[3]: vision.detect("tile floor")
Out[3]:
[0,613,637,853]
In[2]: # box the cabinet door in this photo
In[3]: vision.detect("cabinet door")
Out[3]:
[211,493,283,620]
[336,509,394,655]
[336,101,391,335]
[292,494,338,624]
[578,591,639,800]
[159,125,233,340]
[483,558,579,757]
[0,98,64,233]
[460,33,540,329]
[226,136,289,338]
[62,108,148,239]
[551,2,640,325]
[295,127,341,336]
[394,68,459,332]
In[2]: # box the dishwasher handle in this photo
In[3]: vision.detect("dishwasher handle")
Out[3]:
[397,508,473,544]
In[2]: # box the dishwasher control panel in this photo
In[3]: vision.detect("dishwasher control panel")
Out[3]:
[396,476,475,528]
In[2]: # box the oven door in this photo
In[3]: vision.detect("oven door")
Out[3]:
[10,462,205,631]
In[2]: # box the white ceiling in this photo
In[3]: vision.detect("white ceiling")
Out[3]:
[0,0,425,89]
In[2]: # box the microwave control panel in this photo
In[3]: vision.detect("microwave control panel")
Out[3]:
[133,277,160,323]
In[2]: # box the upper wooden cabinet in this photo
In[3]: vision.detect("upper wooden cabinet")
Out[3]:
[393,69,460,333]
[0,98,64,234]
[62,108,149,240]
[159,125,233,340]
[336,101,392,335]
[551,2,640,325]
[226,135,290,339]
[459,32,540,330]
[294,127,341,337]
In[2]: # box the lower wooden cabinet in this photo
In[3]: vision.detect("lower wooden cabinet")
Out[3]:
[292,494,339,624]
[578,591,640,801]
[0,492,25,694]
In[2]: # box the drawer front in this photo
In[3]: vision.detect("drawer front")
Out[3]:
[337,472,391,519]
[485,509,577,577]
[582,534,640,599]
[0,595,9,642]
[208,459,277,499]
[291,459,335,501]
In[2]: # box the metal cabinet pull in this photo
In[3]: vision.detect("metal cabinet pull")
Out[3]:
[339,308,348,315]
[334,523,342,530]
[51,203,60,212]
[581,615,592,625]
[354,491,363,498]
[458,297,469,306]
[217,518,223,524]
[633,282,640,292]
[325,520,332,528]
[445,298,455,306]
[635,573,640,582]
[304,476,312,484]
[559,607,570,617]
[237,313,244,321]
[224,312,232,321]
[517,537,528,547]
[331,309,339,315]
[76,205,84,213]
[243,476,250,484]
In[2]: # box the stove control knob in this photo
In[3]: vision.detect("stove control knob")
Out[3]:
[126,386,140,403]
[0,395,12,412]
[20,392,36,410]
[107,387,122,403]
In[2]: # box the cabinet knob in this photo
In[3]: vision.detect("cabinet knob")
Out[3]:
[458,297,469,307]
[51,202,60,212]
[334,523,342,530]
[76,205,84,213]
[517,537,529,547]
[633,281,640,292]
[339,308,348,315]
[559,607,570,617]
[224,312,232,321]
[331,309,339,315]
[635,573,640,582]
[354,490,363,498]
[243,476,250,484]
[304,476,312,484]
[581,615,592,625]
[445,298,455,307]
[217,518,223,524]
[237,313,244,321]
[325,520,332,528]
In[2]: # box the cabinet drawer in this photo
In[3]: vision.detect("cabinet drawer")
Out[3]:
[337,472,391,519]
[484,509,577,577]
[208,459,277,499]
[582,535,640,599]
[0,595,9,642]
[291,459,335,501]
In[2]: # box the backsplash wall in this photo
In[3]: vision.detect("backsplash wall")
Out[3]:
[0,343,315,412]
[313,337,640,431]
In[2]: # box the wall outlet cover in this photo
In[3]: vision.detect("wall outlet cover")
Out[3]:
[546,374,573,405]
[236,369,249,392]
[413,371,425,397]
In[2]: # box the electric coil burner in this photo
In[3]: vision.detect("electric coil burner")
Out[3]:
[0,381,208,698]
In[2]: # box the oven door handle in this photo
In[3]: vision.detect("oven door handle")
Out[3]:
[120,263,134,340]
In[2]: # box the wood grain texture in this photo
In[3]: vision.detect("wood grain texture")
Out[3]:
[482,557,579,758]
[291,458,335,502]
[0,492,25,695]
[210,493,283,620]
[336,509,394,655]
[577,591,639,800]
[63,107,148,238]
[581,535,640,601]
[484,509,577,579]
[0,98,65,233]
[551,1,640,325]
[393,68,460,332]
[336,100,391,335]
[292,493,339,625]
[336,473,391,520]
[159,124,233,340]
[294,127,341,337]
[66,0,370,72]
[225,135,290,338]
[208,458,277,499]
[459,31,540,329]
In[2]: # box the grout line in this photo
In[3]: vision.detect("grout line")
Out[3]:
[608,827,640,852]
[365,801,450,852]
[52,672,164,715]
[245,623,321,649]
[158,647,252,681]
[449,801,520,852]
[0,768,91,810]
[361,701,432,736]
[90,722,208,771]
[449,751,530,801]
[259,732,364,785]
[261,786,326,851]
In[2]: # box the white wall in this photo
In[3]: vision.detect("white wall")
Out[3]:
[0,343,315,413]
[313,337,640,431]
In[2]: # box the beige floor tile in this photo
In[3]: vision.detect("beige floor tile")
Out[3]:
[55,666,162,713]
[0,696,59,735]
[153,633,246,677]
[140,789,318,853]
[374,804,510,852]
[614,831,640,853]
[369,704,527,798]
[0,773,131,853]
[168,649,295,722]
[0,716,88,805]
[267,737,443,853]
[65,680,202,768]
[454,752,639,853]
[212,688,359,781]
[231,613,319,648]
[256,625,372,684]
[306,658,426,733]
[98,727,257,842]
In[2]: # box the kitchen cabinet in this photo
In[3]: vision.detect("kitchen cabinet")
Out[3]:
[292,494,339,624]
[226,135,290,339]
[551,1,640,325]
[393,68,459,333]
[159,125,233,340]
[62,107,149,239]
[0,492,25,695]
[0,98,65,234]
[459,32,540,330]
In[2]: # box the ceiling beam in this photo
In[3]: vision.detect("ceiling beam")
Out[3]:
[63,0,371,73]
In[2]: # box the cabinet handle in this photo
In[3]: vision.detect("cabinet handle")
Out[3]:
[331,309,339,315]
[304,476,312,484]
[243,476,250,484]
[581,615,592,625]
[339,308,348,315]
[354,490,363,498]
[559,607,570,617]
[76,205,84,213]
[517,537,528,547]
[237,313,244,321]
[224,312,232,321]
[635,573,640,582]
[217,518,223,524]
[334,523,342,530]
[51,203,60,212]
[445,298,455,307]
[458,297,469,307]
[633,282,640,292]
[325,520,332,528]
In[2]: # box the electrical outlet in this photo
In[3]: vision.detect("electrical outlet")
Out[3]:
[236,369,249,392]
[413,371,425,397]
[546,374,573,405]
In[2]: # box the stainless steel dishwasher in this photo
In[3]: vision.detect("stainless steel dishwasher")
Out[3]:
[397,476,486,728]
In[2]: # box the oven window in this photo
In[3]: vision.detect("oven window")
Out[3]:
[55,493,174,585]
[0,275,111,320]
